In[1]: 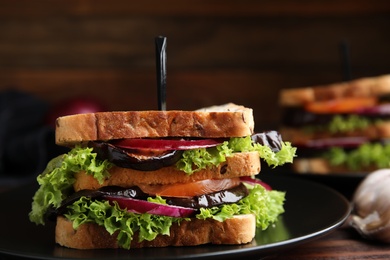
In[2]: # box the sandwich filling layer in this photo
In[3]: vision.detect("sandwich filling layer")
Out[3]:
[30,131,296,249]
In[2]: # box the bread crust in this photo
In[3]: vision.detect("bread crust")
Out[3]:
[73,151,261,191]
[55,104,254,146]
[279,121,390,145]
[55,214,256,249]
[279,74,390,106]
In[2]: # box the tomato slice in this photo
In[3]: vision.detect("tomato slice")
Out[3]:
[138,178,241,198]
[305,97,377,114]
[112,138,223,151]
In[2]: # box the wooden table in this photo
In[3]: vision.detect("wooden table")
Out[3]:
[270,220,390,259]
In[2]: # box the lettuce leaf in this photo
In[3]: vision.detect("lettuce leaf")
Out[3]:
[326,142,390,170]
[63,183,285,249]
[64,197,181,249]
[304,115,373,134]
[197,183,285,230]
[176,141,233,174]
[177,136,297,174]
[29,147,112,225]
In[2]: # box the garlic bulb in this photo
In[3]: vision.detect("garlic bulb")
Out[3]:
[351,169,390,242]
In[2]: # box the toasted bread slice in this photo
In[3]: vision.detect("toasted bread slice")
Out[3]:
[55,103,254,146]
[279,121,390,145]
[55,214,256,249]
[73,151,260,191]
[279,74,390,106]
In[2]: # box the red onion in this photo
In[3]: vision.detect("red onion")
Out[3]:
[356,103,390,115]
[304,136,368,149]
[239,176,272,190]
[103,196,196,218]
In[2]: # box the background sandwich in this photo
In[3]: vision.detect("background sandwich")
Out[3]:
[279,74,390,174]
[29,103,296,249]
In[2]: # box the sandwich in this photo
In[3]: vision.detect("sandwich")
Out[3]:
[29,103,296,249]
[279,74,390,174]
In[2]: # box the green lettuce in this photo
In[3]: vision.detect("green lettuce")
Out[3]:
[64,197,182,249]
[328,115,371,134]
[176,141,233,174]
[63,183,285,249]
[177,136,297,174]
[29,147,112,225]
[304,115,383,134]
[197,183,285,230]
[325,142,390,170]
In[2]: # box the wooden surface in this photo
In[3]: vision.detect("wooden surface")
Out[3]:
[0,0,389,130]
[270,221,390,259]
[267,220,390,260]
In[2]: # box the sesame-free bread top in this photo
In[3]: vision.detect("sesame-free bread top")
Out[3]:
[279,74,390,107]
[55,214,256,249]
[55,103,254,146]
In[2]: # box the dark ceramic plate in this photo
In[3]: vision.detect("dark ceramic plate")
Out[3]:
[272,170,365,199]
[0,175,351,260]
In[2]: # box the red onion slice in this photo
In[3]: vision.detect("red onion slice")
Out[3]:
[304,136,368,149]
[239,176,272,190]
[103,196,196,218]
[356,103,390,115]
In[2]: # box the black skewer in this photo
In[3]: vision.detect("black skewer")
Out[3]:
[155,36,167,111]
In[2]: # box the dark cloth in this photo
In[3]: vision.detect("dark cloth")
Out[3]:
[0,89,66,176]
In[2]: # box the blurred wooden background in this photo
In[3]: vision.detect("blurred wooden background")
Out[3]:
[0,0,389,131]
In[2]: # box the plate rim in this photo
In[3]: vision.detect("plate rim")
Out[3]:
[0,175,352,260]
